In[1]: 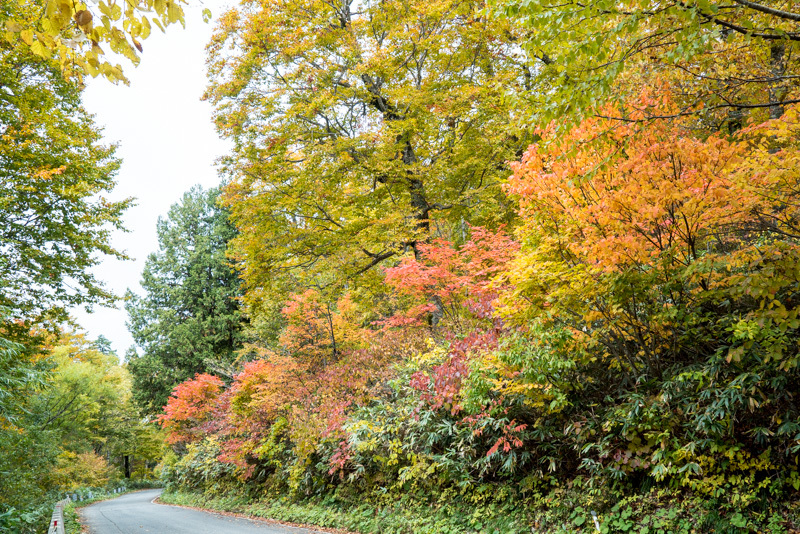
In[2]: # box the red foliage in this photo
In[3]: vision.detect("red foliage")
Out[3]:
[394,229,516,416]
[328,439,354,477]
[213,330,410,477]
[158,373,224,445]
[384,226,518,327]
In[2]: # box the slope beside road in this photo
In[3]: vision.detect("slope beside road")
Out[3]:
[79,489,323,534]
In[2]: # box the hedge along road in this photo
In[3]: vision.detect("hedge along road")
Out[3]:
[80,489,326,534]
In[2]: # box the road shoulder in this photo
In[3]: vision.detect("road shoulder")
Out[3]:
[153,496,354,534]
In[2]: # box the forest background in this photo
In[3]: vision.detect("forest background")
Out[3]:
[4,0,800,532]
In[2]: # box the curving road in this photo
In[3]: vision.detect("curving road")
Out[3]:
[80,489,324,534]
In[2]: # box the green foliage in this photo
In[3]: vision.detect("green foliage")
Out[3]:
[161,485,800,534]
[0,324,42,424]
[53,451,116,490]
[162,437,240,494]
[0,329,162,533]
[161,487,533,534]
[0,37,128,331]
[126,186,245,414]
[32,331,135,453]
[493,0,800,123]
[0,324,59,529]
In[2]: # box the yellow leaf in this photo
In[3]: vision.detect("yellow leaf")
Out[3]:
[20,29,33,46]
[140,17,151,39]
[167,2,181,24]
[30,40,51,58]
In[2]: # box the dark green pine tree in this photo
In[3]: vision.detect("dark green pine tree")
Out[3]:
[126,186,245,415]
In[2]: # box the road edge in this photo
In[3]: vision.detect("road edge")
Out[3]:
[152,496,357,534]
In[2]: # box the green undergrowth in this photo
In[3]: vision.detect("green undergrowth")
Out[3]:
[160,488,530,534]
[63,500,80,533]
[160,486,800,534]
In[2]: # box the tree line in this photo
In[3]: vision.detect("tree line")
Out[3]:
[148,0,800,531]
[4,0,800,531]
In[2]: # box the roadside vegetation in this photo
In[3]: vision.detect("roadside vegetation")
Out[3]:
[153,0,800,531]
[5,0,800,531]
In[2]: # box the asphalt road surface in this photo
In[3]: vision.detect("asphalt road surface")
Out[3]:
[80,489,323,534]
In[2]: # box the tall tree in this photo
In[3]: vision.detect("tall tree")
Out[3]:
[126,186,244,415]
[0,41,129,338]
[206,0,532,314]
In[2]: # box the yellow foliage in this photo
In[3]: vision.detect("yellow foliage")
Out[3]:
[53,451,115,490]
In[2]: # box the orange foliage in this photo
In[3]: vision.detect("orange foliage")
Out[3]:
[227,351,306,431]
[159,373,224,445]
[385,227,518,328]
[280,290,371,366]
[507,107,761,274]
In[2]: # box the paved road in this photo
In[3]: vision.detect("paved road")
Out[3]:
[80,489,322,534]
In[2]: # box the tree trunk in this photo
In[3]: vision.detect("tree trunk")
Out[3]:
[769,41,786,120]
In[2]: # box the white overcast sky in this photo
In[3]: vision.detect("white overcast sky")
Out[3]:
[72,2,232,357]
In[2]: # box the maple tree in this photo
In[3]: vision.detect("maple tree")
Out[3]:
[495,94,800,486]
[159,373,224,446]
[384,226,518,328]
[278,290,371,367]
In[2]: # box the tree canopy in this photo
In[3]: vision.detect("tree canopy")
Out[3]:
[207,0,533,312]
[0,43,128,333]
[493,0,800,122]
[1,0,197,82]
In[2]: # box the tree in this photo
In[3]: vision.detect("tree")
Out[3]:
[499,96,800,485]
[33,331,134,455]
[494,0,800,124]
[0,326,40,426]
[206,0,532,315]
[1,328,146,531]
[0,44,129,335]
[126,186,245,415]
[93,335,115,356]
[0,24,131,531]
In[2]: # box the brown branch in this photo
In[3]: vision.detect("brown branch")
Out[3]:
[595,97,800,122]
[698,9,800,40]
[730,0,800,21]
[350,250,396,278]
